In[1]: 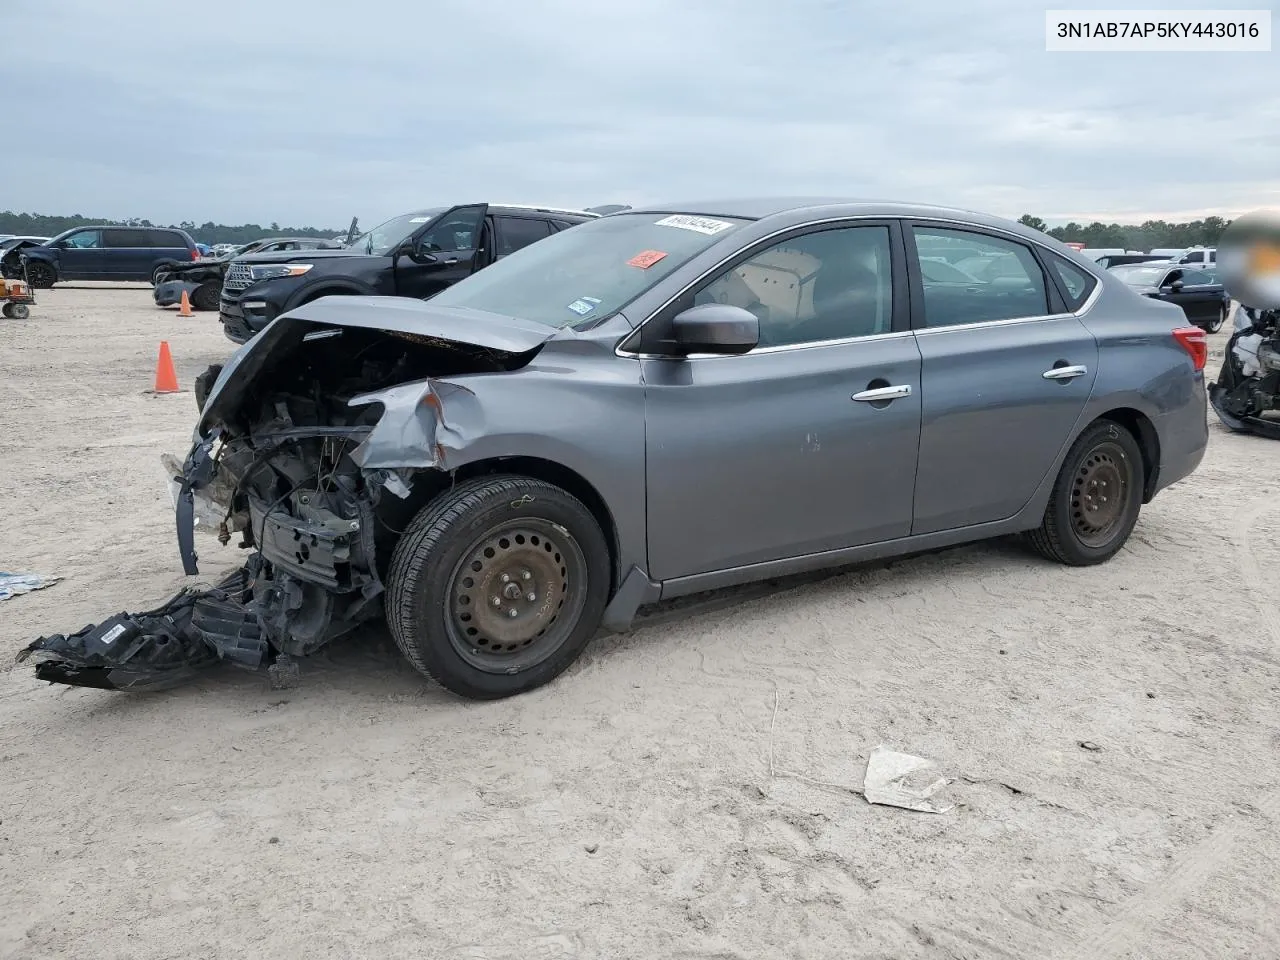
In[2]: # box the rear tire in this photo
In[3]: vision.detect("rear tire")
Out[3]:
[192,282,220,311]
[1026,420,1145,566]
[1203,306,1226,334]
[2,302,29,319]
[24,262,55,289]
[386,475,610,700]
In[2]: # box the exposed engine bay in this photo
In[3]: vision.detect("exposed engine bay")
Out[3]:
[1210,305,1280,440]
[20,309,547,690]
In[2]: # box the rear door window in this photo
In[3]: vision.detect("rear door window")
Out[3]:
[105,229,150,247]
[911,226,1049,327]
[496,216,552,257]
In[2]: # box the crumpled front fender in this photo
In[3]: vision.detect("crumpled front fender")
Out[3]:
[347,378,483,471]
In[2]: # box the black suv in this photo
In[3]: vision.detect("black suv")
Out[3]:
[218,203,598,343]
[14,225,199,288]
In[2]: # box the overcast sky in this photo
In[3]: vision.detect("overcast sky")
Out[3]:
[3,0,1275,229]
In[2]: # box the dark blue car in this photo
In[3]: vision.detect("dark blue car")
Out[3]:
[18,225,199,288]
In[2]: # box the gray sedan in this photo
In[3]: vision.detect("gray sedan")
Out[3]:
[25,199,1212,701]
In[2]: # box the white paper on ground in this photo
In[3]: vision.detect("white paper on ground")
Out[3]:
[863,745,953,814]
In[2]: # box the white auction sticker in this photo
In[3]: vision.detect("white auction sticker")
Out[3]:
[99,623,127,646]
[654,215,734,235]
[1046,9,1271,51]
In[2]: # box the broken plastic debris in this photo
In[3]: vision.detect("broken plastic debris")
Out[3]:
[863,746,953,814]
[0,572,62,602]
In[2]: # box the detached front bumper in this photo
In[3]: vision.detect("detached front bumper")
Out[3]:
[154,279,200,307]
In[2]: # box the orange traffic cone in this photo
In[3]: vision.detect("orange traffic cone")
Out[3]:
[154,341,179,393]
[179,289,193,317]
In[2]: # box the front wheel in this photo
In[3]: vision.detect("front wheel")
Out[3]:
[2,302,29,319]
[151,265,171,286]
[192,281,220,311]
[386,475,610,700]
[1025,420,1145,566]
[24,262,55,289]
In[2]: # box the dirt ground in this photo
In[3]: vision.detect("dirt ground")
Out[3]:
[2,285,1279,960]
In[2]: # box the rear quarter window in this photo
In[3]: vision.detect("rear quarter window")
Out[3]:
[1046,254,1097,311]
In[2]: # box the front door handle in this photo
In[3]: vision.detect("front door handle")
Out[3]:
[1042,364,1088,381]
[442,257,459,265]
[852,384,913,402]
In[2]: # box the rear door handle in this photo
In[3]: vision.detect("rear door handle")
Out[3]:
[1042,364,1088,381]
[852,384,913,402]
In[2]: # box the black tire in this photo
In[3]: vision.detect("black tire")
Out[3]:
[151,264,171,286]
[192,282,220,311]
[1203,306,1226,334]
[386,475,610,700]
[3,302,29,320]
[24,262,55,289]
[1026,420,1145,566]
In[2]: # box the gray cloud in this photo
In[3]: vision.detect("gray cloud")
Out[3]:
[2,0,1274,228]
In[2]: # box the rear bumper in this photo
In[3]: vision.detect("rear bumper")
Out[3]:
[1150,375,1209,497]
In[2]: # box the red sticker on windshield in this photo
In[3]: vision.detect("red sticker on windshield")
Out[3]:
[627,250,668,269]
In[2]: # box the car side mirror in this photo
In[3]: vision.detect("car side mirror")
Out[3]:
[396,239,437,265]
[1170,279,1184,292]
[670,303,759,355]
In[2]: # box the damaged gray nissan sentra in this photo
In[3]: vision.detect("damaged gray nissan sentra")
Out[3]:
[21,198,1209,700]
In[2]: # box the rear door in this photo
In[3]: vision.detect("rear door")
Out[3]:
[394,204,488,299]
[56,228,106,279]
[102,228,152,279]
[151,229,193,273]
[906,223,1100,534]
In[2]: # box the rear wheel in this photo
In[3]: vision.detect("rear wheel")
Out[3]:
[386,475,610,700]
[2,302,29,319]
[1203,305,1226,334]
[1026,420,1145,566]
[24,262,55,289]
[192,282,220,311]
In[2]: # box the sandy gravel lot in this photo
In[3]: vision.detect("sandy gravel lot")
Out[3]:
[1,285,1279,959]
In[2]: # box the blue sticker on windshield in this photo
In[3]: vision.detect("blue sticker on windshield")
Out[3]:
[567,296,601,316]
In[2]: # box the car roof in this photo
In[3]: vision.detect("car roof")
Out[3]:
[623,197,1052,235]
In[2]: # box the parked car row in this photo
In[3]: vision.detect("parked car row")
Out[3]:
[216,202,601,342]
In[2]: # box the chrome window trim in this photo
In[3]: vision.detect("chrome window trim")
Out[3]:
[614,213,1104,360]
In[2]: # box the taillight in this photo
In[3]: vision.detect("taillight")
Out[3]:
[1172,326,1207,371]
[191,248,200,260]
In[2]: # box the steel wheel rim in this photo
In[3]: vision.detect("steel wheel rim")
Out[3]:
[444,518,588,674]
[1071,441,1132,548]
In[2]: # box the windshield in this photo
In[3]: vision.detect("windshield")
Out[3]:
[429,212,750,327]
[1110,265,1167,287]
[350,209,445,256]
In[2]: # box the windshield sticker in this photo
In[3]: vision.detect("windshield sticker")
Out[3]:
[409,217,431,223]
[627,250,668,269]
[654,215,733,235]
[566,296,601,316]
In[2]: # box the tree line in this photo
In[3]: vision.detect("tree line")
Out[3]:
[0,211,344,245]
[1017,214,1227,251]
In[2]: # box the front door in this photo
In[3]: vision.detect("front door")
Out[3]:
[643,221,923,582]
[394,204,489,300]
[57,228,106,279]
[1163,267,1222,327]
[906,223,1099,534]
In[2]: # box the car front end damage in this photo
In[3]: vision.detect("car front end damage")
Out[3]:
[20,297,558,690]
